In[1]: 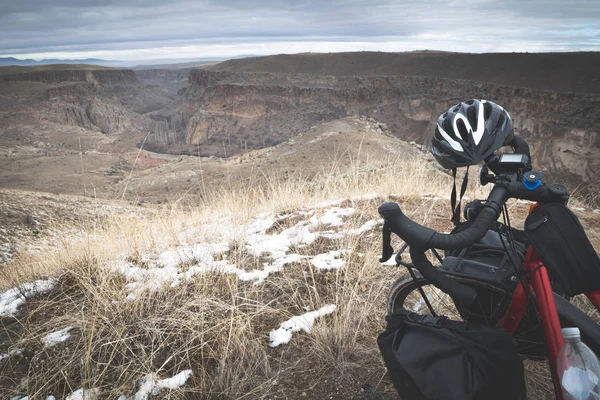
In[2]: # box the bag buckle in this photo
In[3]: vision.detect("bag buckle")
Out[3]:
[431,316,447,328]
[412,314,446,328]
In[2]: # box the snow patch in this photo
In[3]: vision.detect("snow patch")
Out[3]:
[348,220,379,235]
[351,193,380,201]
[0,347,23,361]
[113,196,379,297]
[313,199,344,209]
[0,279,55,317]
[134,370,193,399]
[309,207,355,228]
[269,304,337,347]
[319,231,346,240]
[245,221,318,259]
[65,388,100,400]
[252,253,307,285]
[310,251,347,270]
[157,243,229,270]
[43,326,73,349]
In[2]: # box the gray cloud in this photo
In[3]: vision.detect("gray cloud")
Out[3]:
[0,0,598,59]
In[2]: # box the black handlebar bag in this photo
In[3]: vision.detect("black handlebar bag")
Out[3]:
[378,311,526,400]
[525,203,600,296]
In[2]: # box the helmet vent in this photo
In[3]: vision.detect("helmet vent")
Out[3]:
[466,107,477,128]
[442,118,453,133]
[455,119,470,141]
[465,99,475,105]
[483,102,493,119]
[497,113,506,129]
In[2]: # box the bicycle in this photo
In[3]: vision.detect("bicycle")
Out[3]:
[378,135,600,399]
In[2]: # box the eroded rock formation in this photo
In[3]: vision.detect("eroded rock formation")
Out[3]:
[155,67,600,182]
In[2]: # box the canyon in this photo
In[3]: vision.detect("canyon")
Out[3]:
[154,52,600,186]
[1,52,599,202]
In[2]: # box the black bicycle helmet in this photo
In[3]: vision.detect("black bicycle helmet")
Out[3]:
[431,99,514,169]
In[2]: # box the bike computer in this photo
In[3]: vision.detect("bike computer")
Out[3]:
[498,153,529,171]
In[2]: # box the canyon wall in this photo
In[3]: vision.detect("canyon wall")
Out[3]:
[157,68,600,181]
[0,67,139,86]
[0,66,167,149]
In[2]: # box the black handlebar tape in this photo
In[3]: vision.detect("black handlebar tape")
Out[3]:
[509,135,532,170]
[410,247,477,306]
[378,185,507,250]
[428,208,498,250]
[510,135,531,159]
[378,201,435,248]
[377,186,509,306]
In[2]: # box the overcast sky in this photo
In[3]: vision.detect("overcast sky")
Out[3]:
[1,0,599,61]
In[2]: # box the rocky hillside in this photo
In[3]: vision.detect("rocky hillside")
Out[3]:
[0,65,169,139]
[0,115,414,260]
[0,65,174,198]
[151,53,600,186]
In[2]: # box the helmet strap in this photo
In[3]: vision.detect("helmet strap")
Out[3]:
[450,166,469,226]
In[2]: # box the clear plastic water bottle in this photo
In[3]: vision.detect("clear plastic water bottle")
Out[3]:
[557,327,600,400]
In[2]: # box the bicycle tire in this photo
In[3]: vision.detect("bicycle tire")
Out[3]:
[387,271,600,399]
[388,271,547,360]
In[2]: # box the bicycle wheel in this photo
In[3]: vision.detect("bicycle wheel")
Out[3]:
[387,271,557,398]
[387,271,548,359]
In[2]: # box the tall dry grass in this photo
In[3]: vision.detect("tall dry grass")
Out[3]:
[0,152,589,399]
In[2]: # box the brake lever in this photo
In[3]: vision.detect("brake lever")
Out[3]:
[395,243,413,268]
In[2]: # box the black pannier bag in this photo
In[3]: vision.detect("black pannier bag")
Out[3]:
[525,203,600,296]
[443,224,528,289]
[378,311,526,400]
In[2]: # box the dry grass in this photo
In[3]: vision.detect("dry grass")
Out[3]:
[1,155,598,399]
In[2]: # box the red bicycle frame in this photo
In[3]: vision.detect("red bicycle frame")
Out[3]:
[497,203,600,399]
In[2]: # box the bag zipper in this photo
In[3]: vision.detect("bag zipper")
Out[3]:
[527,215,548,231]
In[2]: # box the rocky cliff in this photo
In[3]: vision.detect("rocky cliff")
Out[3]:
[0,65,138,86]
[0,66,172,139]
[154,63,600,184]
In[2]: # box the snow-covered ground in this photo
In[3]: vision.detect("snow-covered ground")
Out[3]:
[0,279,55,317]
[11,370,194,400]
[1,195,383,398]
[269,304,337,347]
[43,326,73,349]
[112,196,381,299]
[130,370,193,400]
